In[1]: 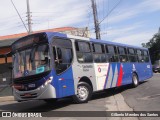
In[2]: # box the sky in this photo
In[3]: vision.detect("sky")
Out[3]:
[0,0,160,46]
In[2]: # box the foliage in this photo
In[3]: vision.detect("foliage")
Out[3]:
[142,31,160,64]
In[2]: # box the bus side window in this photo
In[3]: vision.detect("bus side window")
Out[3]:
[92,43,106,63]
[128,48,137,62]
[75,41,93,63]
[53,39,73,74]
[137,50,144,62]
[106,45,119,62]
[118,47,128,62]
[143,50,149,62]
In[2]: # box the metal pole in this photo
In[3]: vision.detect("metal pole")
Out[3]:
[26,0,32,34]
[91,0,101,39]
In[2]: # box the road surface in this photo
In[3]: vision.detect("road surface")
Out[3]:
[0,74,159,120]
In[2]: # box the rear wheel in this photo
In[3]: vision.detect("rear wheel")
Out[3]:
[132,73,139,87]
[73,82,92,104]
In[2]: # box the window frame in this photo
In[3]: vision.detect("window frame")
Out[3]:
[127,47,138,63]
[92,42,106,63]
[105,44,119,62]
[142,50,150,63]
[52,37,73,75]
[75,40,93,63]
[118,46,128,63]
[136,49,144,63]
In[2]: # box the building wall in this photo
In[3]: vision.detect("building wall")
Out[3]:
[0,47,12,64]
[0,47,12,90]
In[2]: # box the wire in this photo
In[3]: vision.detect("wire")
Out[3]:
[98,0,122,25]
[10,0,28,33]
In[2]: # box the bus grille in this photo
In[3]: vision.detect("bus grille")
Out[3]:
[20,93,38,99]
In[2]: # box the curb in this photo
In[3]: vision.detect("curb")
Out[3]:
[0,96,14,102]
[105,94,139,120]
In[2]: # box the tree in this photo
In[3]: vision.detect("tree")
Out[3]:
[142,29,160,64]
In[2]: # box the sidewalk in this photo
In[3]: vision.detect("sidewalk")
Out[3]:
[0,96,14,102]
[105,93,139,120]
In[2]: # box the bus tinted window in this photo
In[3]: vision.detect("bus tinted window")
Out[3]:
[143,50,149,62]
[53,39,73,74]
[118,47,128,62]
[106,45,119,62]
[107,45,115,54]
[75,41,93,63]
[92,43,106,63]
[144,51,148,56]
[78,42,90,52]
[128,48,135,55]
[128,48,137,62]
[137,50,144,62]
[119,47,126,55]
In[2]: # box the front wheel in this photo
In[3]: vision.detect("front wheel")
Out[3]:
[73,82,92,104]
[132,73,139,87]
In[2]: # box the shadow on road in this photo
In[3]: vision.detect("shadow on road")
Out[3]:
[0,81,147,112]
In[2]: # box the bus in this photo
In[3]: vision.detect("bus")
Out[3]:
[11,32,153,103]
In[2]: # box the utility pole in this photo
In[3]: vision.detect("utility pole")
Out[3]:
[26,0,32,34]
[91,0,101,39]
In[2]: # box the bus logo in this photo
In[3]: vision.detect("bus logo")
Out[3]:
[98,67,101,73]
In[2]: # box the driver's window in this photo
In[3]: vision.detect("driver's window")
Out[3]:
[53,38,73,74]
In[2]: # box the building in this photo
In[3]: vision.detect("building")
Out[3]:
[0,27,89,87]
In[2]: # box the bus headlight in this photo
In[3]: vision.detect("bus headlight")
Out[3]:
[44,76,53,86]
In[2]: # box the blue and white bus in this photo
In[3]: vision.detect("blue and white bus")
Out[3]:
[11,32,153,103]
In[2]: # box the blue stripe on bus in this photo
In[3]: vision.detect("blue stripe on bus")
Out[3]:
[103,64,110,89]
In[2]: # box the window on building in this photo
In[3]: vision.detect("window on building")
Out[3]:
[75,41,93,63]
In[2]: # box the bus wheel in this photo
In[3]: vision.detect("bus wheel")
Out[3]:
[132,73,139,87]
[44,99,57,104]
[73,82,92,104]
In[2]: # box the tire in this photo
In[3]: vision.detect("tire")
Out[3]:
[44,98,57,104]
[132,73,139,87]
[73,82,92,104]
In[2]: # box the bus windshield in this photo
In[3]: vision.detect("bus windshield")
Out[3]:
[13,44,50,78]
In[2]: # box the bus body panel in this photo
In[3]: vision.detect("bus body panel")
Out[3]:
[13,71,57,100]
[49,33,75,98]
[53,67,75,98]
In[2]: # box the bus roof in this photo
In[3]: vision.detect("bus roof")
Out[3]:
[45,32,148,50]
[12,32,147,51]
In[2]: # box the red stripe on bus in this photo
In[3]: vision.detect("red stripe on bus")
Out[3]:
[117,64,123,87]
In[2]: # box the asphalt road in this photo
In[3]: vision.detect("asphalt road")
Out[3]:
[0,74,159,120]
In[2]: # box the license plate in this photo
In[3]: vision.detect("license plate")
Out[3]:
[24,93,32,97]
[28,84,35,88]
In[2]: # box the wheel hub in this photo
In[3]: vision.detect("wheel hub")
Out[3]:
[77,86,89,101]
[133,76,138,85]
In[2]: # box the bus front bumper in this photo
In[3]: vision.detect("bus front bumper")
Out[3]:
[13,84,56,101]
